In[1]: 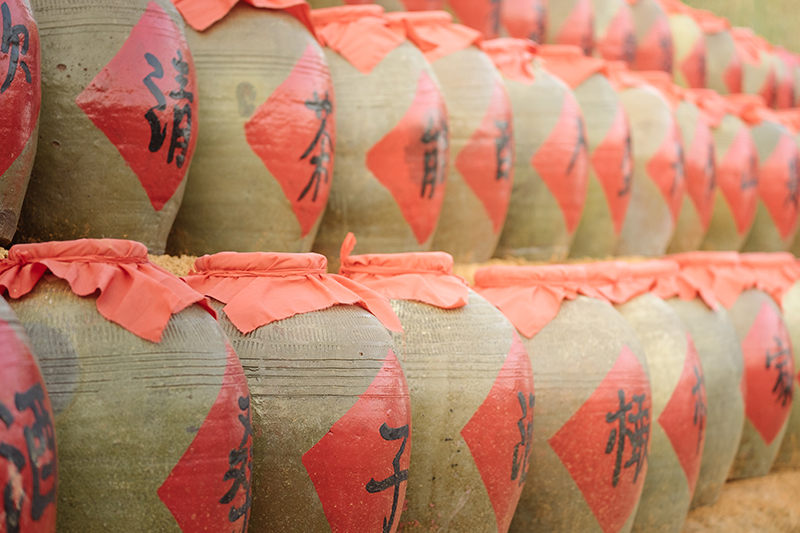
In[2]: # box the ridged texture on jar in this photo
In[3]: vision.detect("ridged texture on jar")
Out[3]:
[546,0,594,54]
[628,0,673,73]
[664,298,744,509]
[431,46,515,263]
[500,0,547,44]
[616,294,705,533]
[9,278,250,532]
[665,10,705,88]
[667,98,716,254]
[614,83,684,257]
[0,297,57,532]
[775,281,800,469]
[210,300,411,533]
[509,296,651,533]
[18,0,196,254]
[701,113,759,251]
[495,62,589,261]
[592,0,636,64]
[312,40,449,261]
[727,289,795,480]
[570,72,633,258]
[0,0,40,246]
[168,6,333,255]
[741,120,800,252]
[389,291,533,532]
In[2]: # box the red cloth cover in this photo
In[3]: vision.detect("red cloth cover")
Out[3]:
[311,5,405,74]
[338,233,469,308]
[383,11,482,64]
[740,253,800,308]
[652,252,756,310]
[724,93,778,126]
[777,109,800,134]
[689,88,730,128]
[172,0,316,34]
[183,250,402,334]
[585,260,681,304]
[689,8,730,34]
[0,239,213,343]
[481,38,538,85]
[537,45,608,89]
[604,60,650,91]
[634,70,684,109]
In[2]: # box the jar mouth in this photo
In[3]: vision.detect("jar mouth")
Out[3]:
[340,251,454,277]
[739,252,798,267]
[667,251,741,267]
[190,252,328,277]
[473,264,589,288]
[383,10,452,24]
[6,239,149,264]
[310,5,384,26]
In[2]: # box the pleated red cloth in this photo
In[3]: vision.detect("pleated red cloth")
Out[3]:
[739,253,800,308]
[172,0,316,34]
[0,239,214,343]
[652,252,755,309]
[481,38,538,85]
[383,11,481,64]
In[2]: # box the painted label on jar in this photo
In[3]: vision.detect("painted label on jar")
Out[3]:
[461,332,536,533]
[0,317,57,533]
[591,104,633,235]
[455,79,515,233]
[75,1,198,212]
[554,0,594,55]
[646,119,685,224]
[717,126,759,235]
[634,15,673,74]
[741,302,794,445]
[158,342,252,532]
[757,133,800,240]
[679,36,707,89]
[656,334,707,493]
[597,4,636,64]
[723,53,743,94]
[366,70,449,245]
[531,90,589,234]
[302,349,412,533]
[0,0,39,179]
[548,346,652,533]
[244,43,335,237]
[500,0,547,44]
[448,0,501,38]
[683,117,717,231]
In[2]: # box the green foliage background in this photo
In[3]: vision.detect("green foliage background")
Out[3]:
[682,0,800,52]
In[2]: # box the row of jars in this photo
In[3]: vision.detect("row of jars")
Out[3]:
[2,236,800,532]
[3,0,800,264]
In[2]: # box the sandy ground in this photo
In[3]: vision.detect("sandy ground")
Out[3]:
[148,254,197,277]
[682,469,800,532]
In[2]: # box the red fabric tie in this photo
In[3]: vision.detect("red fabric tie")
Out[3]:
[171,0,317,35]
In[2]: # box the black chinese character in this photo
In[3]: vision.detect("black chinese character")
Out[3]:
[298,91,334,202]
[567,116,587,176]
[143,49,194,168]
[0,384,57,533]
[786,155,799,210]
[623,32,637,65]
[528,2,546,44]
[420,115,448,199]
[511,392,534,486]
[619,133,633,197]
[605,389,650,488]
[706,143,716,197]
[660,34,674,73]
[692,365,707,454]
[365,423,409,533]
[495,119,512,181]
[765,336,794,408]
[220,395,252,531]
[489,0,501,37]
[0,2,31,94]
[672,141,684,197]
[741,154,758,190]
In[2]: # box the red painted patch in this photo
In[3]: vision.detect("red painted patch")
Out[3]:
[554,0,594,55]
[158,342,252,532]
[741,302,794,446]
[366,70,449,244]
[758,68,778,109]
[75,1,198,211]
[683,115,717,231]
[757,133,800,240]
[461,332,536,533]
[716,127,759,235]
[679,35,707,89]
[597,3,636,64]
[530,90,589,234]
[302,350,412,533]
[0,0,39,179]
[500,0,547,43]
[548,346,652,533]
[245,44,335,237]
[0,317,57,533]
[723,53,743,94]
[448,0,500,38]
[645,119,685,224]
[656,334,706,493]
[591,104,633,235]
[634,15,673,73]
[455,79,515,233]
